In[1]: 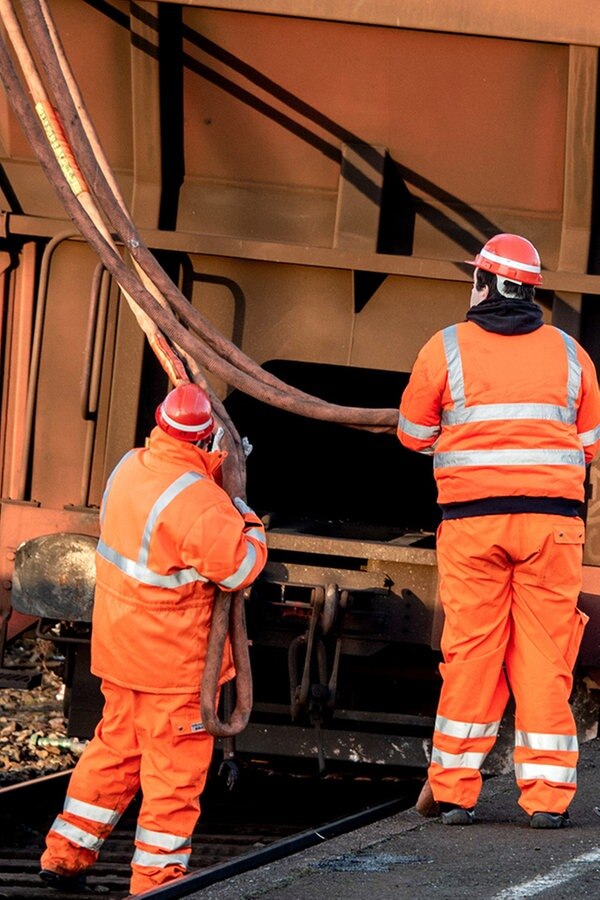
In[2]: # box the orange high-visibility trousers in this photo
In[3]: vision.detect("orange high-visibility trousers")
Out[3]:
[429,513,587,816]
[41,680,214,895]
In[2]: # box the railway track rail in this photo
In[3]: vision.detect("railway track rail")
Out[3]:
[0,764,417,898]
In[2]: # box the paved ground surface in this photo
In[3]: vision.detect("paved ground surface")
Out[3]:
[181,737,600,900]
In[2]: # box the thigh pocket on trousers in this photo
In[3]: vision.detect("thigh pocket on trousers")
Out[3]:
[553,524,585,545]
[540,523,585,585]
[170,716,206,737]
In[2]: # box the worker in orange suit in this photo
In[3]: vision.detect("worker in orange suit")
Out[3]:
[39,382,268,895]
[398,234,600,828]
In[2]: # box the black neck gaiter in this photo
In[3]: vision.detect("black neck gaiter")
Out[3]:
[466,296,544,335]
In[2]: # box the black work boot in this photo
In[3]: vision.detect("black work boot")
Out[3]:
[530,811,571,829]
[439,802,475,825]
[39,868,87,893]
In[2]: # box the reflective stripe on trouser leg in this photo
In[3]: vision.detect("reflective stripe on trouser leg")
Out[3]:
[429,518,513,809]
[129,692,215,895]
[132,825,192,888]
[41,794,121,873]
[431,717,502,792]
[505,515,585,815]
[40,679,141,877]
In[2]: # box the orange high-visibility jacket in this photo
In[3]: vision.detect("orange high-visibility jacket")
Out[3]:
[91,427,268,693]
[398,322,600,506]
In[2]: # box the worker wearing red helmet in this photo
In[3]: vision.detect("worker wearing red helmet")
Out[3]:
[398,234,600,828]
[40,383,267,895]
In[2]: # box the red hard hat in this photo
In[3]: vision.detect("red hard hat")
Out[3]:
[465,233,543,286]
[155,383,214,442]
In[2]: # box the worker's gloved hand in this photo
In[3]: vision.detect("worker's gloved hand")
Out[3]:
[211,426,225,451]
[233,496,253,516]
[234,498,265,537]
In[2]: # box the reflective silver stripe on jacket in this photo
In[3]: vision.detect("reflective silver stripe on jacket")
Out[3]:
[431,747,488,770]
[564,330,582,407]
[97,471,210,588]
[214,517,266,589]
[246,526,267,544]
[579,424,600,447]
[100,449,136,527]
[434,449,585,470]
[218,542,257,589]
[515,731,578,752]
[63,795,121,826]
[435,715,500,740]
[443,324,466,409]
[445,402,576,425]
[132,848,191,868]
[138,473,203,567]
[514,762,577,784]
[441,325,581,427]
[136,825,191,851]
[398,412,441,442]
[49,817,105,852]
[97,539,209,588]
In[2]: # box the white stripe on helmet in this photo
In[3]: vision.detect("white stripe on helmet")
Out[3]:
[479,246,540,274]
[161,409,213,432]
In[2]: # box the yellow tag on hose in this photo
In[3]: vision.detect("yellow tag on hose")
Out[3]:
[34,101,88,196]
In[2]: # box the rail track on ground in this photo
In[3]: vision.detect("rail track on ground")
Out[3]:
[0,762,419,899]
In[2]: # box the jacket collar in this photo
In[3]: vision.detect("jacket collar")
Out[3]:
[465,296,544,335]
[146,426,226,477]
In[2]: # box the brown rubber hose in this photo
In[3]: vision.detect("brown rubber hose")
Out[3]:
[200,590,253,737]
